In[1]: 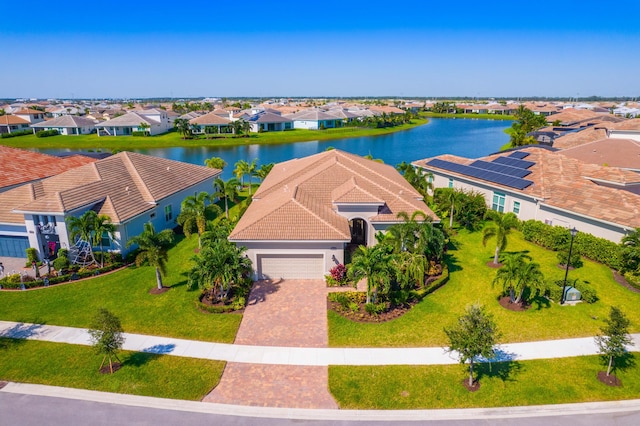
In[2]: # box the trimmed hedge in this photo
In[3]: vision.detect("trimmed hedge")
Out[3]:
[0,129,31,138]
[35,129,59,138]
[0,263,124,290]
[521,220,622,270]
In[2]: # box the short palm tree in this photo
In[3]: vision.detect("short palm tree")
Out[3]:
[347,245,393,304]
[126,222,174,290]
[213,177,240,219]
[177,192,221,248]
[92,214,116,267]
[204,156,227,171]
[492,253,545,304]
[256,163,274,181]
[67,210,99,265]
[482,211,520,265]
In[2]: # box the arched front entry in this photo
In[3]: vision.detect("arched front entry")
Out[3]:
[349,218,367,247]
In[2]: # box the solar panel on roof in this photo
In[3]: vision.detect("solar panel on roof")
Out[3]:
[470,160,532,178]
[493,156,535,169]
[426,159,533,190]
[508,151,530,159]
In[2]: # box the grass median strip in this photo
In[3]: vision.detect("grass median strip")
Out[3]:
[329,354,640,409]
[0,338,224,400]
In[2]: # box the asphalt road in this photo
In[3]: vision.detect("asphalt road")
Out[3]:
[2,392,640,426]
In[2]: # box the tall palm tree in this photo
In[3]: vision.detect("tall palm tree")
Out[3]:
[246,159,258,195]
[92,214,116,268]
[256,163,274,182]
[213,177,240,219]
[444,188,461,228]
[347,245,393,304]
[239,119,251,136]
[126,222,174,290]
[482,211,520,265]
[177,192,221,248]
[234,160,249,187]
[204,156,227,171]
[67,210,99,265]
[492,253,545,304]
[173,118,191,139]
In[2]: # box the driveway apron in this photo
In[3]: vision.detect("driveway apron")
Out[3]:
[204,279,338,408]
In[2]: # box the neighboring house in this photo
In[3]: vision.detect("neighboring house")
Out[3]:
[247,111,293,132]
[0,115,31,134]
[284,109,341,130]
[229,149,439,280]
[96,109,171,136]
[558,138,640,171]
[30,116,96,135]
[607,118,640,142]
[413,147,640,243]
[49,107,80,117]
[188,112,231,133]
[13,108,46,124]
[0,151,220,259]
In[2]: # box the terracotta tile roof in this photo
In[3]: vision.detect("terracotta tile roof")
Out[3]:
[230,150,438,241]
[0,115,30,125]
[13,108,44,115]
[546,108,605,124]
[0,145,96,190]
[553,126,612,149]
[0,151,220,225]
[414,147,640,229]
[558,138,640,169]
[611,118,640,131]
[189,112,231,125]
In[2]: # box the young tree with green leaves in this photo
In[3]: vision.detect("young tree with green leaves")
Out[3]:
[482,211,520,265]
[595,307,634,377]
[444,304,501,388]
[126,222,174,290]
[88,308,124,374]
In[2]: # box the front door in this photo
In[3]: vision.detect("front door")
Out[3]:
[349,218,367,246]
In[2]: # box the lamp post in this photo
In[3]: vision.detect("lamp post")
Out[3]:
[560,227,578,305]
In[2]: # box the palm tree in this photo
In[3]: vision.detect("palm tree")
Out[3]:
[67,210,99,265]
[138,122,150,136]
[174,118,191,139]
[234,160,249,188]
[204,156,227,171]
[347,245,393,304]
[176,192,221,248]
[92,214,116,268]
[126,222,174,290]
[213,177,240,219]
[482,211,520,265]
[230,120,242,135]
[246,159,258,195]
[444,188,461,228]
[239,119,251,136]
[621,228,640,273]
[256,163,274,181]
[493,253,545,304]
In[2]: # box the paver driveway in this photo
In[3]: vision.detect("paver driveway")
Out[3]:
[205,279,338,408]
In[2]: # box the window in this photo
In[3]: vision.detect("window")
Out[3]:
[448,178,453,188]
[164,205,172,222]
[513,201,520,215]
[101,231,111,248]
[492,192,505,213]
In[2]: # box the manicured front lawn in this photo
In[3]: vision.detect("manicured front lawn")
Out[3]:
[329,229,640,347]
[329,354,640,409]
[0,338,223,400]
[1,120,427,151]
[0,233,242,343]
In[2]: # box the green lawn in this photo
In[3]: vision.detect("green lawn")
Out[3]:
[329,354,640,409]
[0,120,427,151]
[329,228,640,347]
[0,233,241,343]
[0,338,223,400]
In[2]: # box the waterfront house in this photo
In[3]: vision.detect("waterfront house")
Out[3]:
[31,116,96,135]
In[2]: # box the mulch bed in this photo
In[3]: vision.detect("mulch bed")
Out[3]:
[597,371,622,387]
[148,286,170,295]
[99,362,122,374]
[327,299,417,323]
[498,295,529,311]
[462,378,480,392]
[612,270,640,294]
[486,261,503,269]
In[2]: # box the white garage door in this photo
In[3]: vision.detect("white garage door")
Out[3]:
[257,254,324,280]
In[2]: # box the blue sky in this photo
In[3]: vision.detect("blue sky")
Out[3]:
[2,0,639,99]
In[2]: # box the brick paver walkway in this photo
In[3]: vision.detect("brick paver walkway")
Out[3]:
[206,279,338,408]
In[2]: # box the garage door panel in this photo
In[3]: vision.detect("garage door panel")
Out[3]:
[0,236,30,258]
[258,254,324,280]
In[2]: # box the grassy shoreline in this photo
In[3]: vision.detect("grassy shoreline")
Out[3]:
[0,119,428,151]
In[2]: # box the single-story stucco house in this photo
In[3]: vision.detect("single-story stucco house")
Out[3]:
[0,151,221,259]
[229,149,439,280]
[31,115,97,135]
[96,109,171,136]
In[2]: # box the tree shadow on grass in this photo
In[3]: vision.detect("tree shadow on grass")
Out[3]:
[170,278,189,289]
[476,351,523,384]
[123,351,160,368]
[444,253,463,273]
[604,352,636,376]
[0,336,27,351]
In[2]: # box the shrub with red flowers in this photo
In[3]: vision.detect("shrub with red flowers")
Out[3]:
[326,263,348,286]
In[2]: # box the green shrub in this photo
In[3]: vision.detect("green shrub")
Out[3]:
[545,279,598,303]
[53,256,70,272]
[25,247,39,263]
[573,280,598,303]
[557,250,583,269]
[364,302,387,316]
[131,131,149,137]
[0,129,31,138]
[522,220,621,270]
[35,129,59,138]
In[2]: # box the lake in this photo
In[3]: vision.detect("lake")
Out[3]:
[44,118,511,179]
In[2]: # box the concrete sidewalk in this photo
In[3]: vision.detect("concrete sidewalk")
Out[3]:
[1,320,638,366]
